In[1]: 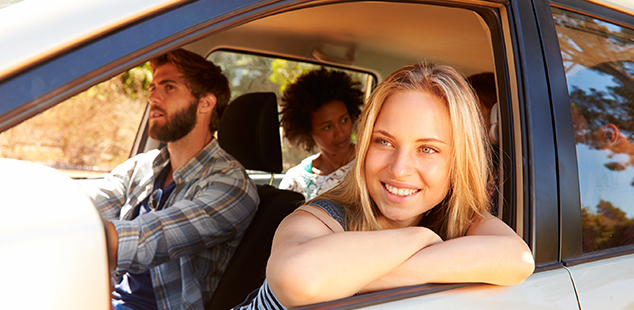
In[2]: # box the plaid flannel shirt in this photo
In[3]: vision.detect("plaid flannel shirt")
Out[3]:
[83,139,259,310]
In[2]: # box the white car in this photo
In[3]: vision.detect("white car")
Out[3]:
[1,0,634,309]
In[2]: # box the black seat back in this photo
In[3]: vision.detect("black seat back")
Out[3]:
[208,92,304,310]
[217,92,282,174]
[209,186,303,310]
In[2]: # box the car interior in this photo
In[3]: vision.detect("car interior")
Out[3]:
[186,2,507,308]
[2,1,513,309]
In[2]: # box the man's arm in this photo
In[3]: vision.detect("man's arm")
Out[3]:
[82,151,160,220]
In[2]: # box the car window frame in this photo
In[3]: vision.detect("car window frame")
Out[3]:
[550,0,634,265]
[0,0,285,133]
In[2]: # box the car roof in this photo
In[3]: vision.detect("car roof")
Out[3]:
[1,0,633,82]
[0,0,185,80]
[186,2,495,80]
[0,0,498,81]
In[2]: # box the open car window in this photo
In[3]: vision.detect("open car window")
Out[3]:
[0,65,150,178]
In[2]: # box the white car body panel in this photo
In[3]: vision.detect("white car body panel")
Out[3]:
[0,0,185,79]
[0,158,109,310]
[360,269,579,309]
[595,0,634,13]
[568,254,634,310]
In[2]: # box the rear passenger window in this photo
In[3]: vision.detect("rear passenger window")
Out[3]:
[207,51,374,172]
[552,8,634,253]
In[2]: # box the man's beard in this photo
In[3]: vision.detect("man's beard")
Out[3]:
[149,98,199,143]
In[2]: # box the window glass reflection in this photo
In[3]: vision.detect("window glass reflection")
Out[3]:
[553,8,634,252]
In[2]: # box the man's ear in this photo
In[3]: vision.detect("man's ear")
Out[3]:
[199,93,217,114]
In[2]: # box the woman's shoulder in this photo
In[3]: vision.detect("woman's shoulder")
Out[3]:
[306,199,346,229]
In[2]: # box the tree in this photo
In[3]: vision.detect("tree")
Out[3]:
[582,201,634,252]
[0,65,149,175]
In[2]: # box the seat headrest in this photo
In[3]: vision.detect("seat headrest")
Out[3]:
[218,92,283,174]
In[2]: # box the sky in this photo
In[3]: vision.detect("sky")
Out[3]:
[576,140,634,217]
[566,65,615,95]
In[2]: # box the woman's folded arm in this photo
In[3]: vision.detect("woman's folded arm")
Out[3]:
[266,210,442,308]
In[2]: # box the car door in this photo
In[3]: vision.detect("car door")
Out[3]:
[547,1,634,309]
[257,0,581,307]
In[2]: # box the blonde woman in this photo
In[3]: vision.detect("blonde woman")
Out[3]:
[234,63,534,309]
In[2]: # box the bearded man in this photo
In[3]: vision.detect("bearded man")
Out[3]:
[82,49,259,310]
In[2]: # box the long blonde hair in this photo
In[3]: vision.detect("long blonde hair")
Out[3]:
[319,63,491,240]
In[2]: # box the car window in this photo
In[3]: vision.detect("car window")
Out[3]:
[552,8,634,253]
[207,50,374,171]
[0,64,150,178]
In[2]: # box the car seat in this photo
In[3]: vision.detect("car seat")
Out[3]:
[208,92,305,310]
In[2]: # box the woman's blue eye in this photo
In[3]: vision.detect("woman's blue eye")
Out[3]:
[420,146,436,154]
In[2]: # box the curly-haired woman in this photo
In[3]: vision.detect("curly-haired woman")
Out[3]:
[278,68,364,199]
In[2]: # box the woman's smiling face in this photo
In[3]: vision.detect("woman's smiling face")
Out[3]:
[365,90,453,229]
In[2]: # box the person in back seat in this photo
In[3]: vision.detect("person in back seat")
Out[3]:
[82,49,259,310]
[233,63,534,310]
[467,72,500,211]
[278,68,364,199]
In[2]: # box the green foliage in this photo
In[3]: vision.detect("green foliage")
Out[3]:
[121,62,152,99]
[269,59,315,94]
[582,201,634,252]
[208,52,279,100]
